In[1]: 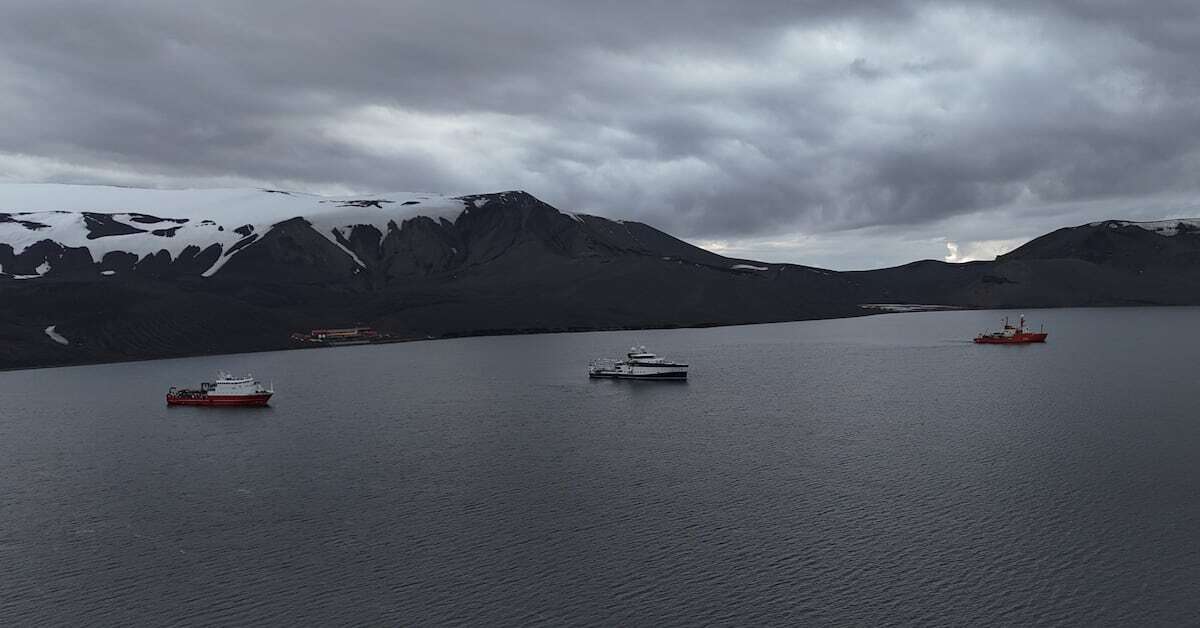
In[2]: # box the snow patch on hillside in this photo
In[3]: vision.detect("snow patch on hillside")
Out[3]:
[12,260,50,279]
[1090,219,1200,236]
[0,184,475,277]
[731,264,769,271]
[859,304,960,313]
[44,325,69,345]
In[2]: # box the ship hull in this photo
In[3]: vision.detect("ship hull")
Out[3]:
[166,393,273,407]
[589,370,688,380]
[973,333,1048,344]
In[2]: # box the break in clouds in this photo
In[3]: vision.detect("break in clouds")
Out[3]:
[2,0,1200,268]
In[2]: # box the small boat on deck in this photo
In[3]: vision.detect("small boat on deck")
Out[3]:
[167,372,274,406]
[974,315,1048,344]
[588,346,689,380]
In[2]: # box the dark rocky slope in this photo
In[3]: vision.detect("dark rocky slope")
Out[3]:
[2,190,1199,370]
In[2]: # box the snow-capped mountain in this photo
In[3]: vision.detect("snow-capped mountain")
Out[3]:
[1087,219,1200,237]
[0,184,507,279]
[1002,217,1200,267]
[0,184,769,282]
[4,183,1200,370]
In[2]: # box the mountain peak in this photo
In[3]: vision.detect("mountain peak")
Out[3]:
[1001,217,1200,267]
[0,184,586,280]
[1086,218,1200,237]
[0,183,699,283]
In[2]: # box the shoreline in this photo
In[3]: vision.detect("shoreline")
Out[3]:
[1,310,882,373]
[0,303,1187,374]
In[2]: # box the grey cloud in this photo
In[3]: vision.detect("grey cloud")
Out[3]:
[2,0,1200,267]
[849,57,887,80]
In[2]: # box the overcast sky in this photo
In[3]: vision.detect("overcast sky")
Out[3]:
[2,1,1200,269]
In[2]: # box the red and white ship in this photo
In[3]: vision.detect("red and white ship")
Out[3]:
[166,372,274,406]
[973,315,1048,344]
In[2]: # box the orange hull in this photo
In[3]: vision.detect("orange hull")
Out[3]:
[166,393,272,406]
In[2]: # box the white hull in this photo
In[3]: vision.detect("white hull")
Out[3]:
[589,367,688,380]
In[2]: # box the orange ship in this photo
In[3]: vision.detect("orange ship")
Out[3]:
[974,315,1048,344]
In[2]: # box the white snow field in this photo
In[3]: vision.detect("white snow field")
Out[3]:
[1090,219,1200,236]
[0,184,480,278]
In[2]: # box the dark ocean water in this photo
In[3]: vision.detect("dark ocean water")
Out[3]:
[1,307,1198,626]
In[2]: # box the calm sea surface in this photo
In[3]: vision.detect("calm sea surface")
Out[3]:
[2,307,1199,626]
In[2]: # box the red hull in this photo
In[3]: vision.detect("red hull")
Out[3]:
[166,393,272,407]
[973,333,1048,344]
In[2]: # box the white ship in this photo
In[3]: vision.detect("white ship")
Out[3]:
[588,346,688,380]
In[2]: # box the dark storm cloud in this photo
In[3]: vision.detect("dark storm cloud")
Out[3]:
[2,0,1200,257]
